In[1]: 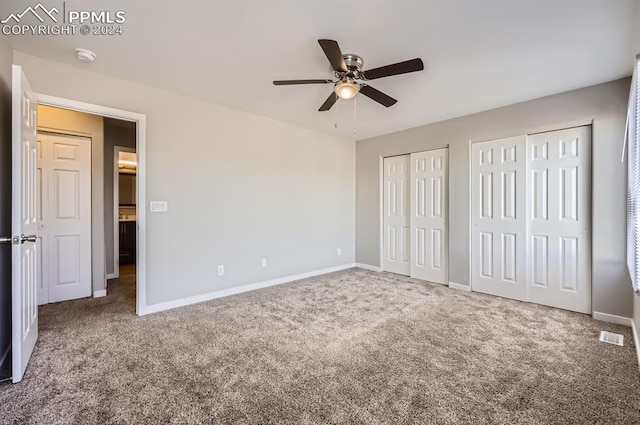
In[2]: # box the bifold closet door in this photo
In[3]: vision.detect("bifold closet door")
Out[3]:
[471,136,527,301]
[410,149,448,284]
[383,155,411,275]
[527,127,591,314]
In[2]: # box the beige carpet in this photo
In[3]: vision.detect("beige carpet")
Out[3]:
[0,268,639,424]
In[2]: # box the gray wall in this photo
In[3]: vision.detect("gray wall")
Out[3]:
[0,38,12,376]
[14,51,355,308]
[104,121,136,276]
[357,78,633,318]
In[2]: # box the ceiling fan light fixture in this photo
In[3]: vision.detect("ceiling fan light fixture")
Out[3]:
[335,81,360,100]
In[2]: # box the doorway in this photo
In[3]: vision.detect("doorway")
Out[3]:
[34,93,147,316]
[112,145,137,296]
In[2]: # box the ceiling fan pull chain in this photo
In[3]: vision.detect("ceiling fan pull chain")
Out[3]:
[353,94,357,135]
[335,101,338,128]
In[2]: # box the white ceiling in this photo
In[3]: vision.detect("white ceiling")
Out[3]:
[1,0,637,140]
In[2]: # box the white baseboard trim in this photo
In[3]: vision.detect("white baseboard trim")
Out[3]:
[93,290,107,298]
[355,263,381,272]
[106,273,116,280]
[140,263,356,315]
[0,345,9,372]
[449,282,471,292]
[632,320,640,371]
[592,311,633,327]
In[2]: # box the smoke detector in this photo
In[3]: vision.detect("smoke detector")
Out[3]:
[75,48,96,62]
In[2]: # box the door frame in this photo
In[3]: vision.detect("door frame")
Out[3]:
[379,147,450,279]
[35,93,148,316]
[112,146,136,280]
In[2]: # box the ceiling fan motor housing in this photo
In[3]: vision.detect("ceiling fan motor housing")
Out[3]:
[343,54,364,72]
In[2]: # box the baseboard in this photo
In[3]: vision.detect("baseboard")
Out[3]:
[449,282,471,292]
[140,263,356,315]
[632,320,640,371]
[355,263,381,272]
[0,345,9,373]
[592,311,634,327]
[106,273,116,280]
[93,290,107,298]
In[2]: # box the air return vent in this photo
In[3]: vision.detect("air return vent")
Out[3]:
[599,331,624,346]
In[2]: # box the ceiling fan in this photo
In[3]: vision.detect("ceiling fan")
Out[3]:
[273,39,424,111]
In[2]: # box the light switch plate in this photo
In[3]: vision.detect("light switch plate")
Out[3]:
[150,201,168,212]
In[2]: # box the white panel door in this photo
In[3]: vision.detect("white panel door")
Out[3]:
[527,127,591,313]
[11,65,38,383]
[39,133,92,303]
[383,155,410,275]
[410,149,448,283]
[471,136,527,301]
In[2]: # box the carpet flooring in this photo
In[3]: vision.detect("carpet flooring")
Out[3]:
[0,268,639,424]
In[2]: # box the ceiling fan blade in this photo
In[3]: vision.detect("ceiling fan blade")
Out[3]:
[363,58,424,80]
[359,85,397,107]
[318,39,348,73]
[273,79,333,85]
[318,92,338,111]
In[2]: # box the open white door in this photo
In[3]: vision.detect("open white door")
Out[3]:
[11,65,38,383]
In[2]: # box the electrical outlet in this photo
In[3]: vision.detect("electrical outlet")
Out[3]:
[261,258,267,268]
[217,265,224,276]
[337,248,342,256]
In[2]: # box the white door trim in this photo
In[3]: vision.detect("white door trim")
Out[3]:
[378,155,385,271]
[112,146,136,280]
[35,93,147,316]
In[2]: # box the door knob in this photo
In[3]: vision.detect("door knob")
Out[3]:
[20,234,36,243]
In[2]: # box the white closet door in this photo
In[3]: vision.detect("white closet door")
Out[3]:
[383,155,410,275]
[471,136,527,301]
[410,149,448,283]
[41,133,92,303]
[527,127,591,313]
